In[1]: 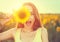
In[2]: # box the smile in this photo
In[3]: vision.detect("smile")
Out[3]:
[26,21,32,25]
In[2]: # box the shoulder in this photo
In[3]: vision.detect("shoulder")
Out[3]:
[40,27,48,37]
[11,28,21,33]
[38,27,47,31]
[38,27,48,34]
[36,27,47,33]
[41,27,47,32]
[40,27,49,42]
[12,28,21,34]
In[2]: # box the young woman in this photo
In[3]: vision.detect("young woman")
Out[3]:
[0,2,49,42]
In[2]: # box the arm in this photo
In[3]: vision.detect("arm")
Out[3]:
[0,28,16,40]
[41,27,49,42]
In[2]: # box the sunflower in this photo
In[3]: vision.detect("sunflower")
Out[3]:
[13,6,31,24]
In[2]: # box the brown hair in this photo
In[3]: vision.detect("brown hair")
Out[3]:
[18,2,42,30]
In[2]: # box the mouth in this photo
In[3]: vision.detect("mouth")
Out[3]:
[26,21,32,26]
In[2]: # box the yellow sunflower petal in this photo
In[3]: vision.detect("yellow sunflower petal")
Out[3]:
[13,6,31,24]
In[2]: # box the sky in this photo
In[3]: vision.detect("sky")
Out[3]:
[0,0,60,14]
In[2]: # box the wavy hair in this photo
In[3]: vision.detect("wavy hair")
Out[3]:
[18,2,42,30]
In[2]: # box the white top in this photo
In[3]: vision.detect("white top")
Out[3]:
[13,27,49,42]
[20,30,36,42]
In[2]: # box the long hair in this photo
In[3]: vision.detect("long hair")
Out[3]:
[18,2,42,30]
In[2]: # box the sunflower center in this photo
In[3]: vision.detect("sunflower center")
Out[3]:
[18,12,26,19]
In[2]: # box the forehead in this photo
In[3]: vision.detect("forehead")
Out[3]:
[24,5,33,12]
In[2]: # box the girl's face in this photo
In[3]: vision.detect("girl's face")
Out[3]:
[24,6,35,28]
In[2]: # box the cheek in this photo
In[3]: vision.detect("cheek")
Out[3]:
[33,17,35,21]
[32,17,35,23]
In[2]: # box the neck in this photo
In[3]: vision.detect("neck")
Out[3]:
[22,27,33,32]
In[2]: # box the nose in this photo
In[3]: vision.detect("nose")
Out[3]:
[29,15,34,20]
